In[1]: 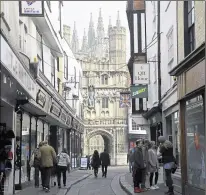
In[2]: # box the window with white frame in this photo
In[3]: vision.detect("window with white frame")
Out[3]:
[64,53,68,80]
[51,55,55,87]
[19,21,27,54]
[102,98,109,109]
[101,74,108,85]
[167,26,174,63]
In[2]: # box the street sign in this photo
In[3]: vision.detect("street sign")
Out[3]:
[130,85,148,98]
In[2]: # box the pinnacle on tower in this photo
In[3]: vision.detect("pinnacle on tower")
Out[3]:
[116,10,121,28]
[81,28,88,53]
[97,7,105,42]
[71,21,79,54]
[88,12,96,49]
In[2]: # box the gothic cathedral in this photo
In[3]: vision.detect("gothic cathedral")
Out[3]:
[71,9,129,165]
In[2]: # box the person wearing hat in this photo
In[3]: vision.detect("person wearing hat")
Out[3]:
[158,136,176,195]
[130,139,145,193]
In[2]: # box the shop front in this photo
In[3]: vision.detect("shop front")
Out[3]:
[0,32,37,195]
[143,107,162,143]
[169,44,205,195]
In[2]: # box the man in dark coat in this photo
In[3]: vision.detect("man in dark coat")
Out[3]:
[100,149,110,178]
[130,139,145,193]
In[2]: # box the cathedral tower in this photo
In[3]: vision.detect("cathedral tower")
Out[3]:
[109,11,126,67]
[71,21,79,54]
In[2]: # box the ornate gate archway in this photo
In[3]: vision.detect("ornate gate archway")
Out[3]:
[84,129,115,165]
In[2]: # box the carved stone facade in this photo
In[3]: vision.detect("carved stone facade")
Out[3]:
[71,9,129,165]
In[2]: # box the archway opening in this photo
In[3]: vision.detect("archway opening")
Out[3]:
[88,134,111,155]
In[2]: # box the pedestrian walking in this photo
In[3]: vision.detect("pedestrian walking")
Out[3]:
[131,139,145,193]
[39,141,56,192]
[29,142,42,188]
[141,139,149,190]
[91,150,101,178]
[100,149,110,178]
[56,148,70,188]
[158,136,177,195]
[86,155,91,170]
[127,149,133,173]
[148,141,159,190]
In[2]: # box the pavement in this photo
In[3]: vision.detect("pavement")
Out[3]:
[16,170,91,195]
[66,166,128,195]
[119,166,174,195]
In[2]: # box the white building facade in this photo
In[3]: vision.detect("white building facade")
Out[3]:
[0,1,83,194]
[70,9,130,165]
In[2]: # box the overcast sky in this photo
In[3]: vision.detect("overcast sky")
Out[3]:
[63,1,130,61]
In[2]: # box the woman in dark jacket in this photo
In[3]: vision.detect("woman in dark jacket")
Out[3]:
[91,150,101,178]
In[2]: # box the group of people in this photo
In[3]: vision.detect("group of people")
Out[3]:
[128,136,177,195]
[30,141,70,193]
[88,149,110,178]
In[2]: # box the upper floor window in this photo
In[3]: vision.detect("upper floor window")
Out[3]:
[57,58,60,72]
[74,67,76,88]
[167,26,174,63]
[184,1,195,56]
[19,21,28,54]
[51,55,55,87]
[102,98,109,109]
[57,78,61,93]
[64,53,68,80]
[153,55,157,83]
[101,74,108,85]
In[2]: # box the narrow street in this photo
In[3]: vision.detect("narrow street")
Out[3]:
[66,167,127,195]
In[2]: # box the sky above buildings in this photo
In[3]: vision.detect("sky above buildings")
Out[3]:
[63,1,130,61]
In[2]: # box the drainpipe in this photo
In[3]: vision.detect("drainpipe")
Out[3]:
[157,1,161,105]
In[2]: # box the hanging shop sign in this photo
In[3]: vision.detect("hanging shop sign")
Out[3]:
[119,92,131,108]
[130,85,148,98]
[19,1,44,17]
[133,63,149,85]
[66,115,72,127]
[50,102,61,117]
[60,111,67,123]
[36,89,46,108]
[0,35,36,100]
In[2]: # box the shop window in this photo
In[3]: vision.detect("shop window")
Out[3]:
[185,94,205,189]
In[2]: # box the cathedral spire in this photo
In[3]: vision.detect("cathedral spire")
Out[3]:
[81,28,88,53]
[97,8,105,42]
[108,16,112,36]
[116,11,121,28]
[71,21,79,54]
[88,12,95,49]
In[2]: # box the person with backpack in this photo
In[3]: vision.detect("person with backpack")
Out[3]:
[30,142,42,188]
[56,148,70,188]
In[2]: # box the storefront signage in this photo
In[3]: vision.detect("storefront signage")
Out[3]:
[50,103,61,117]
[130,85,148,98]
[133,63,149,84]
[0,35,36,100]
[66,115,72,127]
[60,111,67,123]
[19,1,44,17]
[80,157,87,169]
[36,89,46,108]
